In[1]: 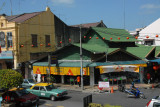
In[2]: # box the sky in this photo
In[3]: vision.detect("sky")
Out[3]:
[1,0,160,31]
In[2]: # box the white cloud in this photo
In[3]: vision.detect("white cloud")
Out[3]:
[51,0,74,5]
[141,4,160,9]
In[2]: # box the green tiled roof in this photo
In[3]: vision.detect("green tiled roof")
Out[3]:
[57,45,91,60]
[155,46,160,57]
[126,46,155,59]
[91,27,139,42]
[73,43,119,54]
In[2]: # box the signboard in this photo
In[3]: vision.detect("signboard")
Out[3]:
[98,81,110,88]
[51,55,58,64]
[33,66,90,75]
[0,51,13,59]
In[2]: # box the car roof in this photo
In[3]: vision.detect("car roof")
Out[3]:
[9,88,24,91]
[33,83,52,86]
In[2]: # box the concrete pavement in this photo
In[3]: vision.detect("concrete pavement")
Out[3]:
[54,83,157,93]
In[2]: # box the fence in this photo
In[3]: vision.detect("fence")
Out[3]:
[83,94,92,107]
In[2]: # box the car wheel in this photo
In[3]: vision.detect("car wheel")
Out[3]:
[50,95,56,101]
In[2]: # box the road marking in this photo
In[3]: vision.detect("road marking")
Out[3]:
[45,104,53,106]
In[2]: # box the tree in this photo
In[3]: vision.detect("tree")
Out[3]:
[0,69,23,89]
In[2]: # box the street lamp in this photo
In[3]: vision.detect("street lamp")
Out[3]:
[80,25,84,90]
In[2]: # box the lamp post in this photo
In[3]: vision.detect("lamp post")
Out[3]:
[80,25,84,90]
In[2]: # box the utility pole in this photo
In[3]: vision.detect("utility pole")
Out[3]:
[10,0,13,16]
[123,0,125,29]
[80,24,84,90]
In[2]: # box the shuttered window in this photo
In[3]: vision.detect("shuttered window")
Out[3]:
[7,32,13,47]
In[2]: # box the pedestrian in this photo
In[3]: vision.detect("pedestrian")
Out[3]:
[147,73,151,84]
[77,76,81,87]
[70,76,74,85]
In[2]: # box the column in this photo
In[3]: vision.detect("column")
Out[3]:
[89,67,94,86]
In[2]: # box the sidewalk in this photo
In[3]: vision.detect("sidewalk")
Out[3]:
[54,83,157,93]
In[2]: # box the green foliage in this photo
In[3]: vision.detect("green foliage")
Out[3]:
[0,69,23,90]
[88,103,103,107]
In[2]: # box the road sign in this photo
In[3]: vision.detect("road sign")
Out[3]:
[51,55,58,64]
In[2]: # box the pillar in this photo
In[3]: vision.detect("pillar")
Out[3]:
[61,75,64,84]
[89,67,94,86]
[139,67,144,83]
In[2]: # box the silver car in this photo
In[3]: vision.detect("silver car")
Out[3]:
[21,79,36,88]
[146,96,160,107]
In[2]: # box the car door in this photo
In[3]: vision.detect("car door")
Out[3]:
[31,86,40,96]
[39,86,47,98]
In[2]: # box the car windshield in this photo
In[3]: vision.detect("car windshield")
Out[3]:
[45,85,55,91]
[28,79,35,83]
[16,89,30,96]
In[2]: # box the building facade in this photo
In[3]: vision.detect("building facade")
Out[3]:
[0,7,56,78]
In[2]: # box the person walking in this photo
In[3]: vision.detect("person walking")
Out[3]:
[77,76,81,87]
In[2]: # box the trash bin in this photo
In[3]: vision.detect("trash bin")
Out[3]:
[0,97,2,107]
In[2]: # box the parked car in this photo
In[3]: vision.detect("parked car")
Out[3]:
[21,79,36,88]
[146,95,160,107]
[2,88,39,107]
[0,88,5,93]
[26,83,68,101]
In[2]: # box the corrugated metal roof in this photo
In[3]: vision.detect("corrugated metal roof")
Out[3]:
[71,22,101,28]
[33,60,147,67]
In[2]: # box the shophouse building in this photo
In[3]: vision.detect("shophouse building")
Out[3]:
[33,27,157,86]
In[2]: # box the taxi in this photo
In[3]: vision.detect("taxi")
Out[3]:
[26,83,68,101]
[2,88,39,107]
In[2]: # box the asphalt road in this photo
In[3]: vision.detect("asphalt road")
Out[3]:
[37,88,160,107]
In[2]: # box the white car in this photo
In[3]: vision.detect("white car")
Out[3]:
[146,96,160,107]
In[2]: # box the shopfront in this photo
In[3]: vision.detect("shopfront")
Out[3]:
[97,63,147,84]
[0,51,13,69]
[33,62,90,85]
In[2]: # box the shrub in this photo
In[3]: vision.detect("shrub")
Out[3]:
[0,69,23,90]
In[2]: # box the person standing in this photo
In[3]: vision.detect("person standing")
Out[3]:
[77,76,81,87]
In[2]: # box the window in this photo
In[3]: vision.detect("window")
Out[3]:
[0,32,5,47]
[23,80,29,84]
[7,32,13,47]
[40,86,46,91]
[144,40,153,46]
[33,86,39,90]
[45,35,50,47]
[31,34,38,47]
